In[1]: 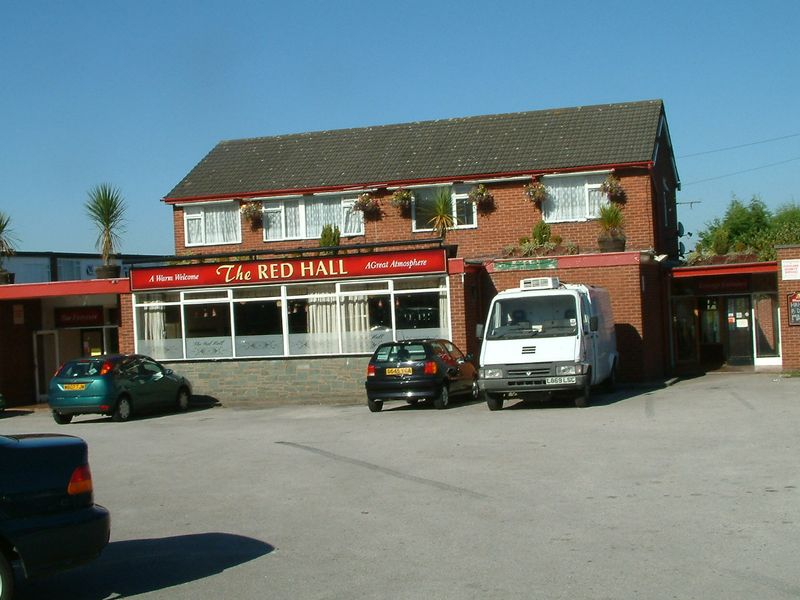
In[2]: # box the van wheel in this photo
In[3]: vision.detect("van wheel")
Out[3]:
[575,375,591,408]
[0,550,15,600]
[486,393,504,411]
[113,396,133,422]
[52,410,73,424]
[367,398,383,413]
[433,385,449,409]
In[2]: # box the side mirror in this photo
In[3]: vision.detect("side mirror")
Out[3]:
[476,323,484,341]
[590,316,599,332]
[165,368,174,376]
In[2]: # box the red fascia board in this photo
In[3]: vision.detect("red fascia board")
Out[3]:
[670,262,777,278]
[163,161,653,204]
[0,278,130,300]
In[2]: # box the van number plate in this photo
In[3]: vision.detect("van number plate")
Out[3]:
[545,376,576,385]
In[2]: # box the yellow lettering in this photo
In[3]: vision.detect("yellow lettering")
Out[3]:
[258,264,268,279]
[301,261,313,277]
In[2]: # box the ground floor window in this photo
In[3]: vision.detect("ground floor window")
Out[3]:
[133,276,450,360]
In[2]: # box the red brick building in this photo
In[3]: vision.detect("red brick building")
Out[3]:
[6,100,795,408]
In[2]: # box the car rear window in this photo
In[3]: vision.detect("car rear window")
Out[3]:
[56,360,108,378]
[374,344,428,362]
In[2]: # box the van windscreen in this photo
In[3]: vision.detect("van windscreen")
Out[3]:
[486,295,579,339]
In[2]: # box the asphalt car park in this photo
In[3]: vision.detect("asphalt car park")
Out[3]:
[1,373,799,599]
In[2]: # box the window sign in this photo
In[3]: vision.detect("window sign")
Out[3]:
[782,259,800,281]
[789,292,800,327]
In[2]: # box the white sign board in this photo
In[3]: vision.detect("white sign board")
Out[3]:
[782,259,800,281]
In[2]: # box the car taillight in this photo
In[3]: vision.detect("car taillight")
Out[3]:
[67,464,94,496]
[99,361,114,375]
[367,364,376,377]
[424,361,438,375]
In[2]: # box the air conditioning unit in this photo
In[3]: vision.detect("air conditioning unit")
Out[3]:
[520,277,559,290]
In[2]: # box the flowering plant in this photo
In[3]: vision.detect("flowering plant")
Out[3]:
[390,188,413,209]
[468,184,494,207]
[240,201,263,222]
[353,192,381,219]
[599,174,625,202]
[523,180,547,205]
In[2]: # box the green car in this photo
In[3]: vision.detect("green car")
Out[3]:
[48,354,192,424]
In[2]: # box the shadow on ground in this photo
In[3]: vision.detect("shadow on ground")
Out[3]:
[15,532,274,600]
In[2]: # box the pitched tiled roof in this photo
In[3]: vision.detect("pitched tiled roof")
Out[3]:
[165,99,665,201]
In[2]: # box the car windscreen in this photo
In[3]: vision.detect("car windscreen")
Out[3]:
[373,344,428,362]
[486,295,579,339]
[56,359,109,378]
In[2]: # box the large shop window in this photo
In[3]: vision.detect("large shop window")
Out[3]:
[541,173,608,223]
[412,185,476,232]
[184,202,242,246]
[263,195,363,241]
[133,276,450,360]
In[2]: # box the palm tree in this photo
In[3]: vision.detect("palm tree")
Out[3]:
[426,187,455,239]
[0,211,18,277]
[85,183,127,268]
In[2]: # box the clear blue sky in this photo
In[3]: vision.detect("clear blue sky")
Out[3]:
[2,1,798,255]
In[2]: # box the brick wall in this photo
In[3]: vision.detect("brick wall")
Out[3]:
[171,171,670,259]
[164,355,370,406]
[777,246,800,370]
[119,293,135,354]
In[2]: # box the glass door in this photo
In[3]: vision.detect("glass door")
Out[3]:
[753,293,781,366]
[724,296,753,365]
[672,297,698,364]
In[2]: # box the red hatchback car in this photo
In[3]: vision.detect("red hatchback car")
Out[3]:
[364,339,478,412]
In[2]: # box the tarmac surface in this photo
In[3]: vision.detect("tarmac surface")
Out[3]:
[2,372,799,599]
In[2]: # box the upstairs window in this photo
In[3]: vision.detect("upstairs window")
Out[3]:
[263,195,363,241]
[541,173,608,223]
[184,202,241,246]
[412,185,476,232]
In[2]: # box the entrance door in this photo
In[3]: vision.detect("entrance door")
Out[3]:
[34,331,59,403]
[724,296,753,365]
[672,297,698,364]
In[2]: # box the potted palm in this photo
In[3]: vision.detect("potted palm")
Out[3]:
[427,188,455,239]
[0,211,18,284]
[597,203,626,252]
[85,183,127,278]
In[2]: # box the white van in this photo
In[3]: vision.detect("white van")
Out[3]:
[477,277,618,409]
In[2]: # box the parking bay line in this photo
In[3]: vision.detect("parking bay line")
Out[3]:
[276,441,488,499]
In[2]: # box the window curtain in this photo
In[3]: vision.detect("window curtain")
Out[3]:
[439,291,450,338]
[342,200,362,235]
[264,207,282,240]
[543,174,606,222]
[203,204,240,244]
[305,197,340,238]
[341,295,370,352]
[186,216,203,244]
[141,305,167,356]
[307,293,338,353]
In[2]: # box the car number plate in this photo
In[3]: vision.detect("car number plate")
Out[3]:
[63,383,87,391]
[545,376,576,385]
[385,367,412,376]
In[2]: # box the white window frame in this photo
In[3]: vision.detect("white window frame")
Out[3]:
[540,170,611,224]
[261,194,364,241]
[182,200,242,247]
[411,185,478,233]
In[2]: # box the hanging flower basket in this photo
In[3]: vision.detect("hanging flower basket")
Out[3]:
[390,188,413,209]
[353,192,382,220]
[523,180,547,206]
[599,174,625,202]
[240,201,263,229]
[468,184,495,213]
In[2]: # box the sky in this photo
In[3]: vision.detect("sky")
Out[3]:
[2,0,799,256]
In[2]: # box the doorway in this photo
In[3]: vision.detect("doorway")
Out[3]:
[34,330,59,403]
[724,296,753,365]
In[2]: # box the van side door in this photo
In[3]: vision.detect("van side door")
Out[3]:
[580,294,598,385]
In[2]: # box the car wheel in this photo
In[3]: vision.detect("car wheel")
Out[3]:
[113,396,133,422]
[176,387,190,412]
[405,399,419,405]
[486,393,504,411]
[367,398,383,413]
[603,361,617,393]
[433,385,449,409]
[0,550,14,600]
[52,410,73,425]
[575,374,591,408]
[470,379,480,401]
